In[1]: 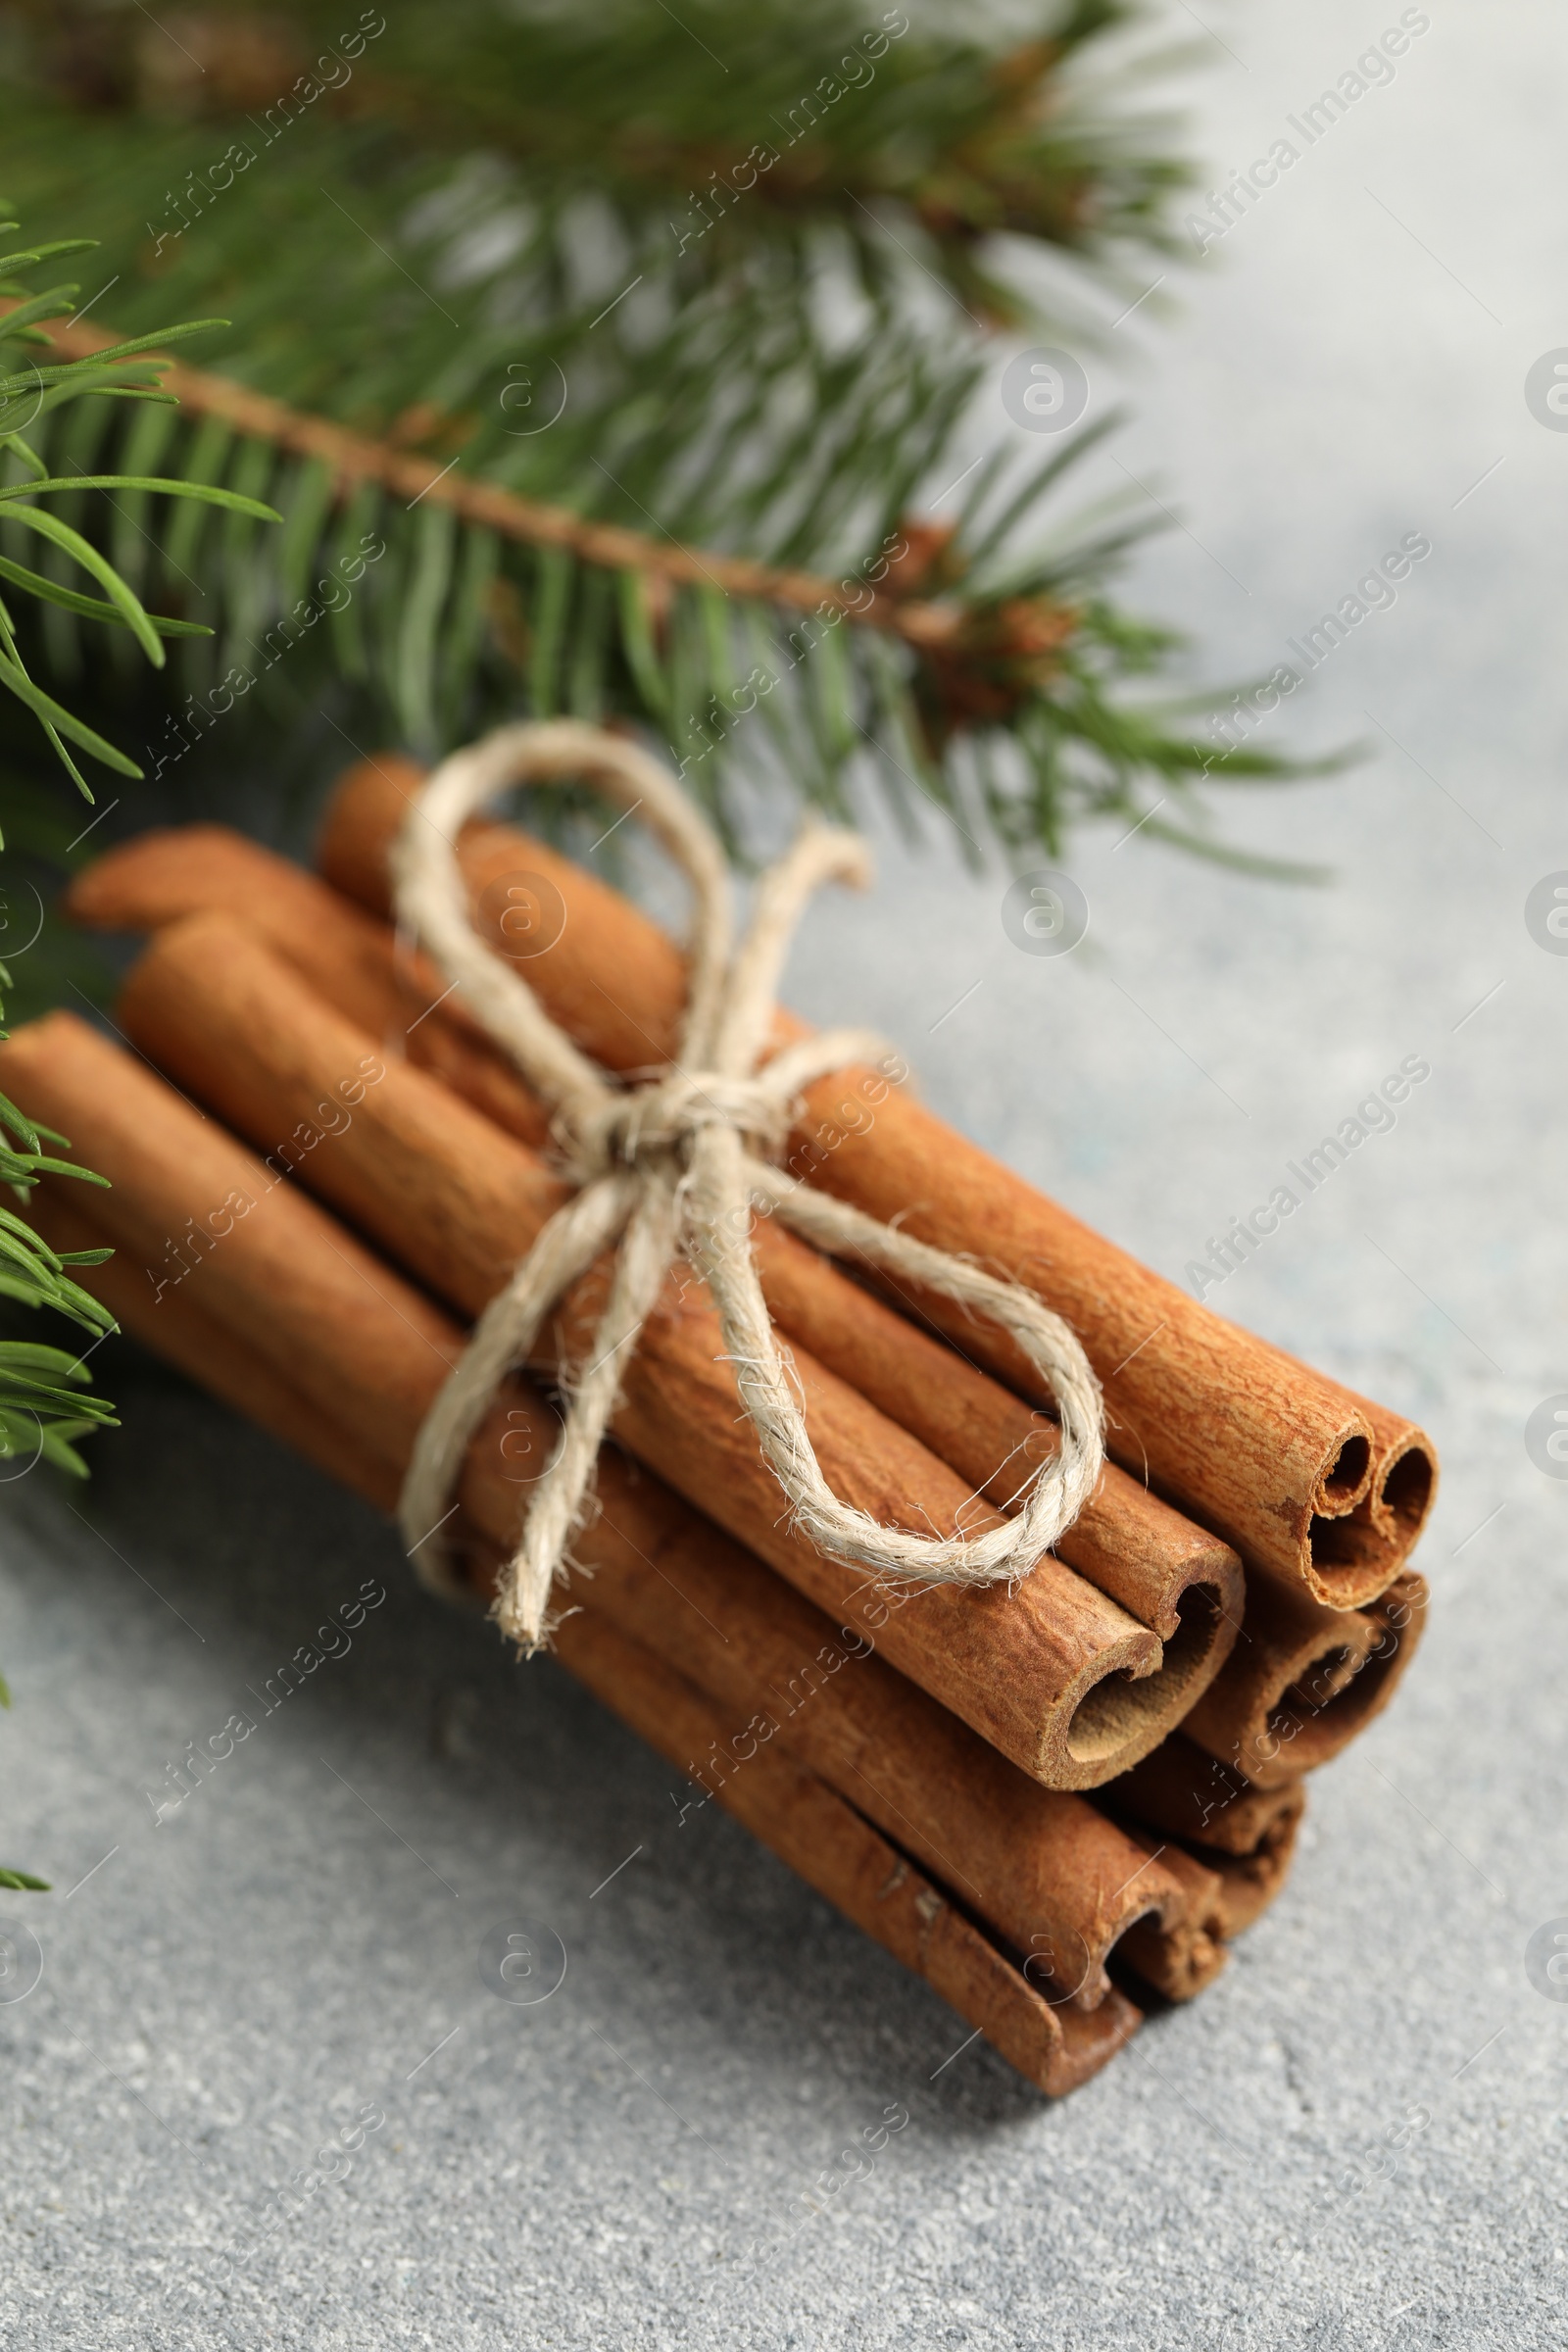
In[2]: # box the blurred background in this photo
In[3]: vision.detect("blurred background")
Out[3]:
[1,3,1565,2345]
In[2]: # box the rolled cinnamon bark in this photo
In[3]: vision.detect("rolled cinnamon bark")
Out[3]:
[1114,1845,1228,2003]
[1187,1804,1303,1940]
[1327,1388,1439,1552]
[310,756,1433,1608]
[34,1193,407,1514]
[1101,1731,1303,1858]
[1180,1570,1427,1790]
[64,825,1246,1654]
[32,1204,1126,2095]
[106,914,1235,1790]
[8,1048,1202,2019]
[1096,1734,1306,1941]
[1367,1420,1438,1550]
[546,1611,1143,2097]
[65,825,554,1154]
[746,1218,1240,1649]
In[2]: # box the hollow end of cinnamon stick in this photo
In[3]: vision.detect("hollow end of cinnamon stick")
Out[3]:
[1187,1797,1304,1941]
[1314,1428,1374,1519]
[1111,1845,1229,2005]
[1097,1731,1307,1946]
[1375,1437,1437,1546]
[1095,1758,1302,1975]
[1183,1570,1428,1790]
[1320,1386,1440,1557]
[1096,1730,1303,1859]
[1303,1473,1429,1612]
[1051,1580,1228,1780]
[1297,1388,1438,1607]
[1054,1477,1245,1653]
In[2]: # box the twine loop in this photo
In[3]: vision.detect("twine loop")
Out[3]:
[393,719,1104,1649]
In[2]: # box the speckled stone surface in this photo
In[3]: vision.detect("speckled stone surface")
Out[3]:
[3,3,1566,2343]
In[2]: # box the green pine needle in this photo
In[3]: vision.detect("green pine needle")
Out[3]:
[0,13,1326,870]
[0,222,270,1863]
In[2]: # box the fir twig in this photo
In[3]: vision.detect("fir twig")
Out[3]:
[0,222,280,1847]
[0,2,1318,869]
[32,316,1015,651]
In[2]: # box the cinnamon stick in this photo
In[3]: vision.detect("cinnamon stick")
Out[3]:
[1102,1730,1303,1858]
[38,1193,408,1516]
[1180,1570,1427,1790]
[65,823,1246,1653]
[106,914,1235,1790]
[1096,1734,1306,1941]
[66,825,553,1153]
[33,1206,1126,2095]
[1114,1845,1228,2003]
[7,1034,1205,2019]
[311,755,1439,1606]
[1189,1806,1303,1940]
[547,1613,1142,2097]
[1326,1388,1438,1553]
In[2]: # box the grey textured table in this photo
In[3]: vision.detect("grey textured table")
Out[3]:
[4,4,1567,2343]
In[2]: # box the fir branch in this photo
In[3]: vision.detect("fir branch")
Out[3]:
[33,316,1022,651]
[0,271,280,800]
[8,0,1194,324]
[0,224,279,1782]
[16,309,1314,871]
[0,20,1319,870]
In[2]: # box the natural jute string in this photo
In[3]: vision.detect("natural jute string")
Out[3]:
[393,720,1104,1649]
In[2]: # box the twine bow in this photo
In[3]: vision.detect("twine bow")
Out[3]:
[394,719,1104,1649]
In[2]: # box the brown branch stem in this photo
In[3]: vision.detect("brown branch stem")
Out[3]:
[34,314,1000,651]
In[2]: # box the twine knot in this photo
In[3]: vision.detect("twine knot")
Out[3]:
[394,719,1104,1651]
[566,1068,790,1183]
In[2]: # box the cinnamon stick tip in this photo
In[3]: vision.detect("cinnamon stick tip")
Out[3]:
[1047,1578,1236,1790]
[62,825,215,930]
[1313,1421,1374,1518]
[1374,1431,1439,1548]
[315,751,427,892]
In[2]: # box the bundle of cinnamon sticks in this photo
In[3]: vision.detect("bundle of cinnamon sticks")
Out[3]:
[1,754,1436,2098]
